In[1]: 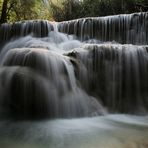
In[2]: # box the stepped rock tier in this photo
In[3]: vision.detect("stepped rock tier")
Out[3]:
[0,20,54,47]
[58,12,148,44]
[0,12,148,47]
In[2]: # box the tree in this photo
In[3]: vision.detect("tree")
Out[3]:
[0,0,8,24]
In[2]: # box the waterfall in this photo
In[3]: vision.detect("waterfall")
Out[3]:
[0,12,148,119]
[58,12,148,44]
[0,20,54,47]
[0,12,148,148]
[67,44,148,114]
[0,32,106,119]
[1,12,148,47]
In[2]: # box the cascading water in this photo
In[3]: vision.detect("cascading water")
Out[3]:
[0,30,106,119]
[67,44,148,114]
[58,12,148,44]
[0,12,148,148]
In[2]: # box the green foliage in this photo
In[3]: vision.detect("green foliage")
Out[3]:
[0,0,148,23]
[8,0,36,21]
[79,0,148,17]
[50,0,83,21]
[0,0,52,23]
[0,0,2,16]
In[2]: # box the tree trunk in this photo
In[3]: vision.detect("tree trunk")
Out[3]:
[0,0,8,24]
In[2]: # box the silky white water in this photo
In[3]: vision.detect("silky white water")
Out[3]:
[0,115,148,148]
